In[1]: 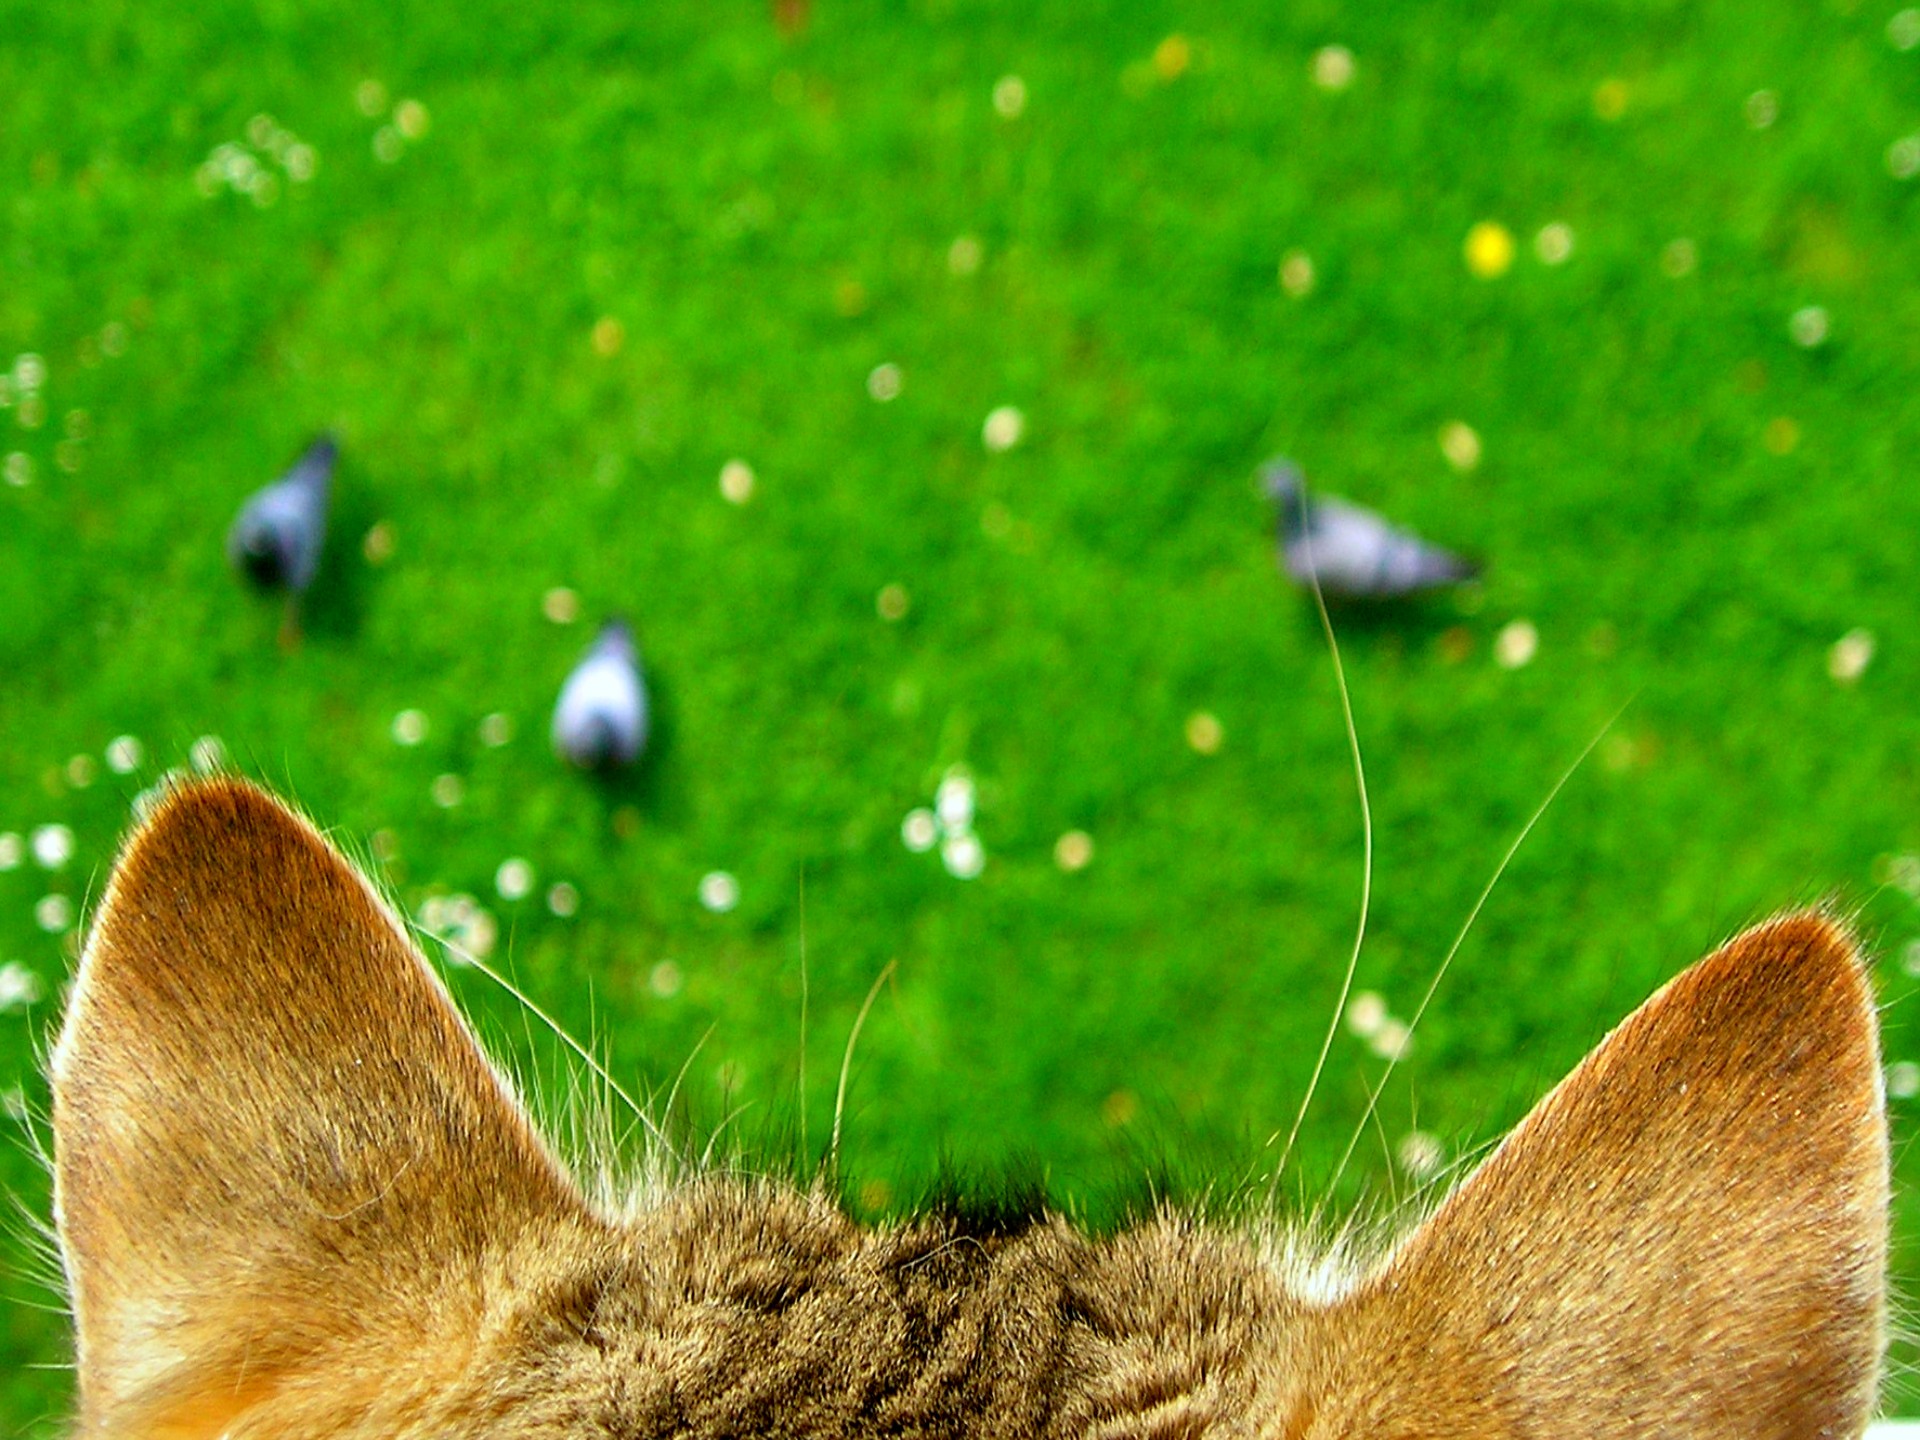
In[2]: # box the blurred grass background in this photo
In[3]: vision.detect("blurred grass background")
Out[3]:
[7,0,1920,1426]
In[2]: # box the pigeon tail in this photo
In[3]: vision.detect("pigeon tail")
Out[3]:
[1427,553,1483,585]
[287,433,340,495]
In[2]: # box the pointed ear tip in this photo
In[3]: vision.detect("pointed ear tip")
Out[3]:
[99,777,316,911]
[128,774,299,846]
[1733,908,1869,986]
[1707,909,1882,1066]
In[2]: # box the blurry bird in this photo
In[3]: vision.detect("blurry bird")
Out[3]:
[1262,457,1480,599]
[229,434,337,648]
[553,619,649,771]
[230,434,336,594]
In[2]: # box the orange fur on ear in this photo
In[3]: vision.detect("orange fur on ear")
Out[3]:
[53,778,597,1437]
[1290,914,1888,1438]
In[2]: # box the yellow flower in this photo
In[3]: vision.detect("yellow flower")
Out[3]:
[1464,222,1515,279]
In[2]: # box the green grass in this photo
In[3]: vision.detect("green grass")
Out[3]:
[6,0,1920,1426]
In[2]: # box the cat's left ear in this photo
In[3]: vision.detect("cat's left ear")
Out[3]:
[53,778,599,1436]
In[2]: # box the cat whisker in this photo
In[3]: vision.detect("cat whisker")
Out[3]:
[5,1200,59,1269]
[445,939,678,1166]
[4,1297,71,1319]
[1268,493,1373,1201]
[1367,1077,1399,1212]
[1321,699,1630,1208]
[700,1099,756,1170]
[1,1081,63,1304]
[663,1023,716,1133]
[830,960,898,1184]
[798,870,810,1170]
[8,1066,53,1180]
[1301,1065,1389,1239]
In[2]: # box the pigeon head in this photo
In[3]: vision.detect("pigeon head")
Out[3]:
[1261,457,1311,543]
[1259,458,1305,505]
[231,518,292,588]
[592,617,638,663]
[562,716,621,770]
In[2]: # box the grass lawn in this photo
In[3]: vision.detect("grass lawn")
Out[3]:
[6,0,1920,1426]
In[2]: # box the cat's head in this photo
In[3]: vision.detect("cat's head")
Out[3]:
[52,778,1887,1437]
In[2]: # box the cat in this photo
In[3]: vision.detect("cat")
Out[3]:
[51,775,1888,1438]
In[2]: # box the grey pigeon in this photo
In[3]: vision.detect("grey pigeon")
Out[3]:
[553,619,649,770]
[1262,458,1479,599]
[229,434,336,594]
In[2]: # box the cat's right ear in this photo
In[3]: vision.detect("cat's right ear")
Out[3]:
[53,778,599,1437]
[1296,914,1886,1439]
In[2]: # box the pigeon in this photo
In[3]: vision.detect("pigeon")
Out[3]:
[1262,458,1480,599]
[229,434,337,595]
[553,619,649,770]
